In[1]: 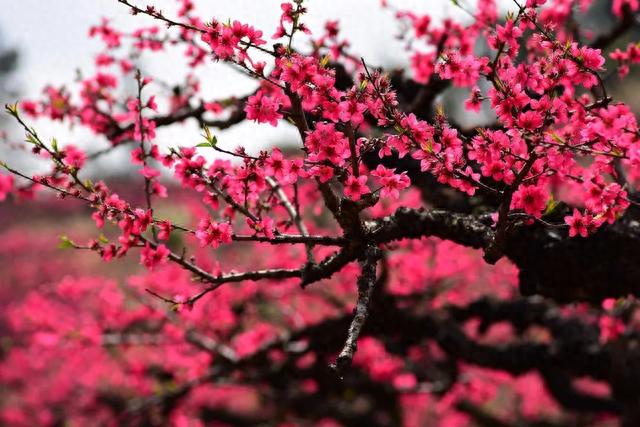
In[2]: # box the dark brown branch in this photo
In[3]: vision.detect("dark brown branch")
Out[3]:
[331,245,382,374]
[107,97,249,141]
[232,233,346,246]
[370,206,493,249]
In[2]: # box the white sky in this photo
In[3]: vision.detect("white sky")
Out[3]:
[0,0,485,172]
[0,1,460,92]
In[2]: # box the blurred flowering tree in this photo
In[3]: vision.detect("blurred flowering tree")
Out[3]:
[2,0,640,425]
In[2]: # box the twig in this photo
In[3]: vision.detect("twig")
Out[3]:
[330,245,382,375]
[266,176,315,263]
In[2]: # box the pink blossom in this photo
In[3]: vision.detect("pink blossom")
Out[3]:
[512,185,548,217]
[195,218,233,248]
[526,0,547,8]
[140,244,170,270]
[564,209,595,237]
[139,166,160,180]
[21,101,39,117]
[157,220,172,240]
[245,91,283,126]
[371,165,411,199]
[344,175,369,201]
[338,98,366,125]
[0,174,13,201]
[247,216,276,239]
[599,316,625,343]
[517,111,544,131]
[465,87,483,112]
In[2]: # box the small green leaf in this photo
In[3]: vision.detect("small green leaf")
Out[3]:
[4,102,19,117]
[544,194,558,215]
[548,131,565,144]
[98,234,109,244]
[58,236,75,249]
[421,139,434,154]
[51,137,58,152]
[25,133,38,145]
[200,125,218,147]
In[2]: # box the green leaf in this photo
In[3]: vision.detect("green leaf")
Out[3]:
[421,139,434,154]
[544,194,558,215]
[58,236,75,249]
[548,131,565,144]
[199,125,218,147]
[98,234,109,244]
[25,133,38,145]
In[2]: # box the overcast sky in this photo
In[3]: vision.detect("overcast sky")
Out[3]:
[0,0,485,172]
[0,1,460,91]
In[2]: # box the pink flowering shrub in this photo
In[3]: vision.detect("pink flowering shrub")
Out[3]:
[2,0,640,425]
